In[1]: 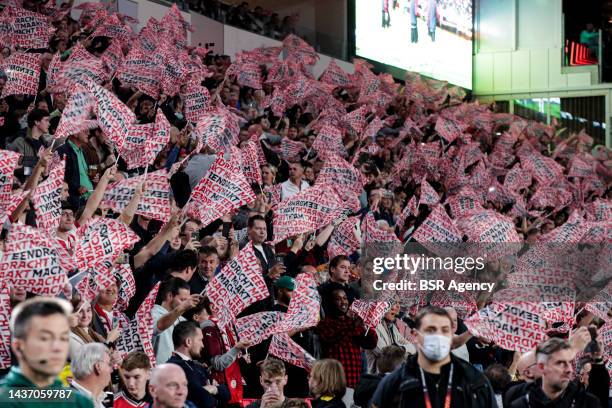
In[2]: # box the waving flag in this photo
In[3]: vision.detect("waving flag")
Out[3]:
[235,311,282,346]
[185,153,255,228]
[1,52,41,97]
[0,283,11,369]
[0,224,68,296]
[205,243,269,326]
[32,158,65,231]
[5,7,55,49]
[269,333,315,371]
[182,80,210,123]
[54,87,96,138]
[195,108,240,153]
[120,109,171,169]
[350,300,390,329]
[75,218,140,271]
[117,47,162,98]
[88,82,136,151]
[319,59,351,87]
[328,216,361,259]
[274,273,321,333]
[0,149,21,208]
[312,125,346,160]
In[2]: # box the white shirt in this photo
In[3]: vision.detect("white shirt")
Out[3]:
[174,351,191,361]
[280,179,309,201]
[452,343,470,362]
[253,244,268,264]
[152,304,186,365]
[71,380,106,408]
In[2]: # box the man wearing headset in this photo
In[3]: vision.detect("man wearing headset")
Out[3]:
[0,297,93,408]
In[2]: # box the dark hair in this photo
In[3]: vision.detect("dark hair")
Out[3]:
[184,297,213,320]
[169,250,198,272]
[172,321,200,348]
[377,345,405,373]
[536,337,572,363]
[198,246,219,258]
[27,108,49,129]
[157,277,190,304]
[121,351,151,371]
[329,255,349,271]
[10,298,71,339]
[247,214,266,229]
[484,363,512,394]
[414,306,452,330]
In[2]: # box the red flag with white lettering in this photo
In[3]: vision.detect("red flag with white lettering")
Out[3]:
[32,158,65,231]
[269,333,315,371]
[0,224,68,296]
[205,242,269,326]
[1,52,41,98]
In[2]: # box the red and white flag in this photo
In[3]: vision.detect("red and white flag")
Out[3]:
[1,52,41,98]
[273,184,348,244]
[0,149,21,207]
[116,282,160,366]
[435,115,466,144]
[117,47,161,98]
[412,205,463,256]
[316,154,365,204]
[101,39,124,75]
[327,216,360,259]
[32,158,65,231]
[0,224,68,296]
[88,81,136,151]
[319,59,351,87]
[269,333,315,371]
[102,170,171,222]
[518,148,564,186]
[419,178,440,206]
[5,7,55,49]
[312,125,346,160]
[58,57,108,90]
[121,110,171,170]
[205,242,269,325]
[195,108,240,153]
[350,300,390,329]
[274,273,321,333]
[234,61,262,90]
[538,211,592,244]
[54,87,96,139]
[0,283,12,369]
[341,105,370,134]
[114,263,136,313]
[235,311,282,346]
[75,218,140,271]
[464,300,548,353]
[584,281,612,323]
[457,209,521,260]
[279,137,306,162]
[185,153,255,228]
[182,80,210,123]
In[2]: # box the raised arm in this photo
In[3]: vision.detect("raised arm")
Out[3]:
[78,166,117,225]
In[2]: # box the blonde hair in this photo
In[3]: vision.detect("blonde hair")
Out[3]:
[309,359,346,399]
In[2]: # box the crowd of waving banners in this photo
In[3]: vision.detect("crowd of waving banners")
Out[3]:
[0,0,608,397]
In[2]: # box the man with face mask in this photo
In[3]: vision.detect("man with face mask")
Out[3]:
[371,306,497,408]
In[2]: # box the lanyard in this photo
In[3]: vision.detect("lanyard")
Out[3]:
[419,364,453,408]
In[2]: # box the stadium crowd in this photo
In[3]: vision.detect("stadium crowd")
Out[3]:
[0,0,610,408]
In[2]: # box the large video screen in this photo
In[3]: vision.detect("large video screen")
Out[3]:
[355,0,473,89]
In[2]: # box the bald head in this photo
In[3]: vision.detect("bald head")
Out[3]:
[516,351,541,382]
[301,265,317,275]
[149,364,188,408]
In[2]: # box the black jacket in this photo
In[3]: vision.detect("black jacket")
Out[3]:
[509,380,601,408]
[56,142,82,209]
[311,396,346,408]
[166,354,230,408]
[372,354,498,408]
[354,373,384,408]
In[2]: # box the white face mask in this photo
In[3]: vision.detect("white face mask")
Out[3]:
[420,333,451,362]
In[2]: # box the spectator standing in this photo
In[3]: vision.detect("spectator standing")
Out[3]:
[115,351,152,408]
[70,343,113,408]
